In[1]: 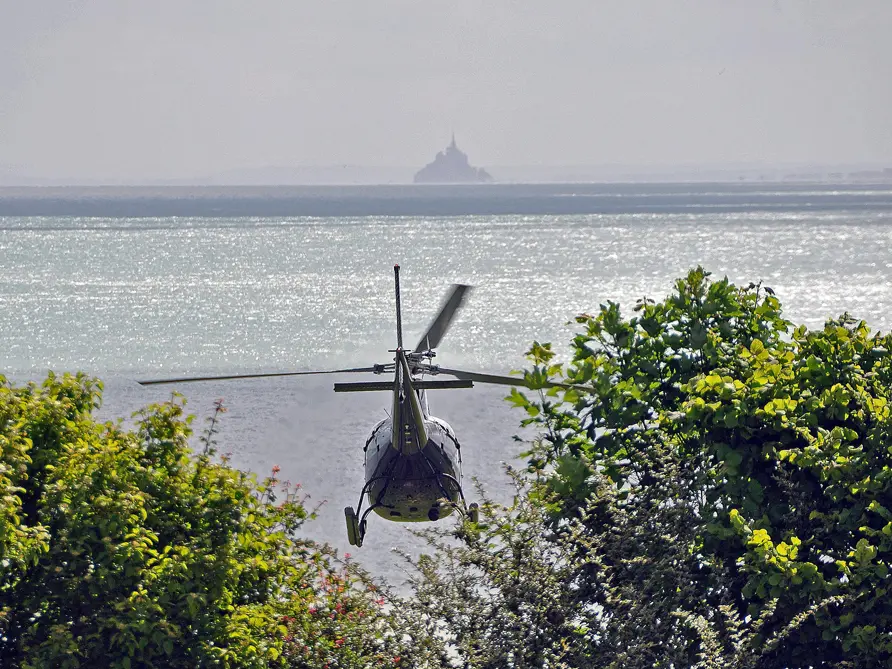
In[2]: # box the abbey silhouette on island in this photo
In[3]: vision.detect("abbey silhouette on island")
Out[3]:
[414,135,493,184]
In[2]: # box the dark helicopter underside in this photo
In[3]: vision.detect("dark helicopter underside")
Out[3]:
[364,415,462,522]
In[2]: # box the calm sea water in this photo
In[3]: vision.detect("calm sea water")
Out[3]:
[2,182,892,581]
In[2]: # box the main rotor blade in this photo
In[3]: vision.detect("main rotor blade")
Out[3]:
[435,367,583,391]
[435,367,530,387]
[413,284,472,353]
[138,367,380,386]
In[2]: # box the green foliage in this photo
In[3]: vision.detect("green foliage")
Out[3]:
[0,373,436,668]
[405,473,601,668]
[410,268,892,668]
[278,551,445,667]
[8,269,892,668]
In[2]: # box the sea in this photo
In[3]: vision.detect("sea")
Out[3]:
[2,181,892,584]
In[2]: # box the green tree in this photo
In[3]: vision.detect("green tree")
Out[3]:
[408,268,892,668]
[0,372,439,668]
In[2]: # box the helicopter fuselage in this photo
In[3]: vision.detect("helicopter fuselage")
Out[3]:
[364,404,462,522]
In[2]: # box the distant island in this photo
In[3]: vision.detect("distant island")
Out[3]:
[414,135,493,184]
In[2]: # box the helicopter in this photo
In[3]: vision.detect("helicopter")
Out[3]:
[139,265,564,547]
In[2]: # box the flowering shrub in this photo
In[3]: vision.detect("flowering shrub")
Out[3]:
[0,373,440,668]
[278,554,427,668]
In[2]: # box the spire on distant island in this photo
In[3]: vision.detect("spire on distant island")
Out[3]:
[413,135,493,184]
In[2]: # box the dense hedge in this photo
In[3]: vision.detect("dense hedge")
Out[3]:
[0,374,437,668]
[4,268,891,668]
[406,268,892,668]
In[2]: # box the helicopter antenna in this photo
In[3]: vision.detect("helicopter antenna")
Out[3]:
[394,264,404,349]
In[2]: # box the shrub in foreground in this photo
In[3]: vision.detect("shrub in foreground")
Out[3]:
[408,268,892,668]
[0,373,436,668]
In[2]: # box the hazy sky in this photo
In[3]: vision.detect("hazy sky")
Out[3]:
[2,1,891,180]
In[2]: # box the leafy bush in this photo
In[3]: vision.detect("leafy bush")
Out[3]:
[406,471,599,668]
[0,373,436,668]
[408,268,892,668]
[7,269,891,668]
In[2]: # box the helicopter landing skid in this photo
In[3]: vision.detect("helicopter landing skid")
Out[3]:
[345,473,480,547]
[344,505,373,547]
[345,475,392,547]
[345,499,479,546]
[344,502,383,548]
[425,472,478,523]
[467,501,479,523]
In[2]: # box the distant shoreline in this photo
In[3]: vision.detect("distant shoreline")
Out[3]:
[1,182,890,218]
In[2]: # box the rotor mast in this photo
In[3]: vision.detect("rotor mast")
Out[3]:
[394,264,403,349]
